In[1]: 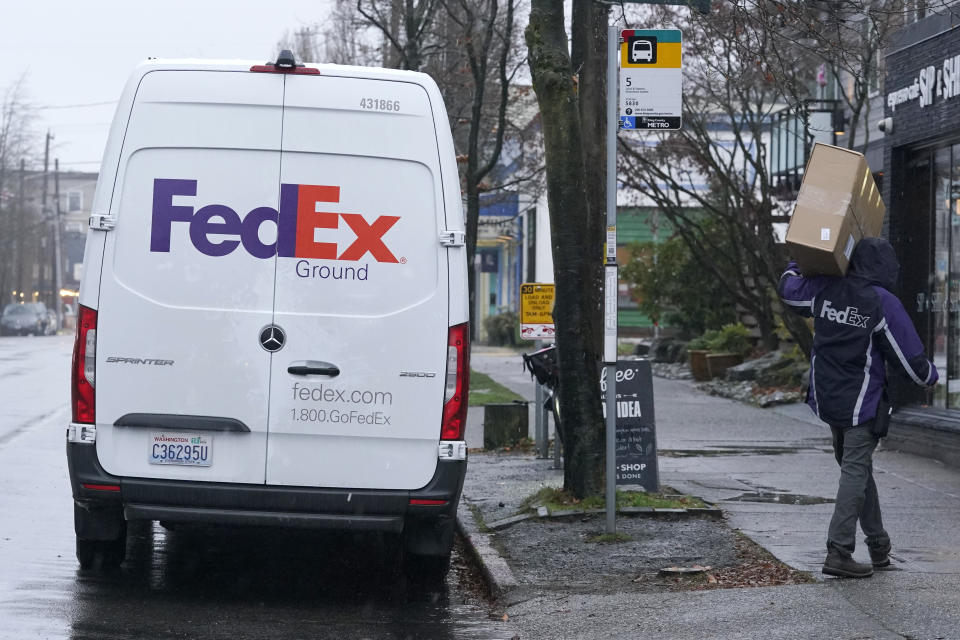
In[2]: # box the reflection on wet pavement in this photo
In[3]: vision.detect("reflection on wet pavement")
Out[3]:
[659,446,828,458]
[724,491,835,505]
[65,523,508,640]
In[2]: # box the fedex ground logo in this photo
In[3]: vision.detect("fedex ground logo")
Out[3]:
[149,179,402,263]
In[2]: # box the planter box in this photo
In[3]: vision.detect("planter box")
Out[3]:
[707,353,744,379]
[483,402,529,450]
[688,350,711,381]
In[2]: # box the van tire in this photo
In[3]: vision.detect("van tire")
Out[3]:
[76,535,126,570]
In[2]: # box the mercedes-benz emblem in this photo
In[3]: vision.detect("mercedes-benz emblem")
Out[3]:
[259,325,286,352]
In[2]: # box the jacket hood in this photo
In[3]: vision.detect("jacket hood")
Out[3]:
[848,237,899,290]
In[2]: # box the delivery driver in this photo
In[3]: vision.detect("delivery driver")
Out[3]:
[779,238,938,578]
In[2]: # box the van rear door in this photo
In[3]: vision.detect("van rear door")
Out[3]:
[266,74,448,490]
[95,70,283,484]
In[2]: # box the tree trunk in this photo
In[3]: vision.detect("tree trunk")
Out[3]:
[466,185,480,340]
[571,0,608,356]
[526,0,604,498]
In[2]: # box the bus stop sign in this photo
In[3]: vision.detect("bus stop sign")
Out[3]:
[619,29,682,131]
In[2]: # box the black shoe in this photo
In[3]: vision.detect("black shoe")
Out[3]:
[869,543,891,568]
[823,553,873,578]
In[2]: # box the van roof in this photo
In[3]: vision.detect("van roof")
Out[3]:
[131,58,434,84]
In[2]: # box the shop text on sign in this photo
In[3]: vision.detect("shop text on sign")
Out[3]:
[520,283,555,340]
[887,53,960,112]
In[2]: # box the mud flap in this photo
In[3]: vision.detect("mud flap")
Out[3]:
[74,501,126,541]
[403,514,455,557]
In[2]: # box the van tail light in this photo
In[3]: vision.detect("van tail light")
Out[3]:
[72,305,97,424]
[441,323,470,441]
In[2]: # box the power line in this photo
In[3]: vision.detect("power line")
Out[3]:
[37,101,117,110]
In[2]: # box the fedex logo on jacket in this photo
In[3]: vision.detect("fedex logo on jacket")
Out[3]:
[820,299,870,328]
[149,178,400,262]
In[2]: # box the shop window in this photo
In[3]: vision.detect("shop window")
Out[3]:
[911,144,960,408]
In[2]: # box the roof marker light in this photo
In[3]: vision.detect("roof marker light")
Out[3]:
[250,49,320,75]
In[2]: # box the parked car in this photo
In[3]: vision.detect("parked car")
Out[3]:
[1,302,51,336]
[66,51,469,578]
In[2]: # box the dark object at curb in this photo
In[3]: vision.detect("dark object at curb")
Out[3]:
[658,565,711,576]
[485,513,535,531]
[822,553,873,578]
[483,402,529,450]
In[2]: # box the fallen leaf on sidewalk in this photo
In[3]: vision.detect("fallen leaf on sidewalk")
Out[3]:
[502,614,509,622]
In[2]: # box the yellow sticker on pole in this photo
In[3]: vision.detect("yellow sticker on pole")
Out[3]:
[520,283,556,340]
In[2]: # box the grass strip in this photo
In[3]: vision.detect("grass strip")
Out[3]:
[520,486,706,513]
[469,370,526,406]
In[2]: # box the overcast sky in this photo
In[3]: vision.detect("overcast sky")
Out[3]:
[0,0,333,173]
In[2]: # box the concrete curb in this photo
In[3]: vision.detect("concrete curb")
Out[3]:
[455,499,519,599]
[483,505,724,531]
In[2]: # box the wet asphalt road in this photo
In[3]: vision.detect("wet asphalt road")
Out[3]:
[0,335,513,640]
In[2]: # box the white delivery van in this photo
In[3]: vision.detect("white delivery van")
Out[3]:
[67,51,470,576]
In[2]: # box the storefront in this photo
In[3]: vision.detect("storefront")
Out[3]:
[884,12,960,427]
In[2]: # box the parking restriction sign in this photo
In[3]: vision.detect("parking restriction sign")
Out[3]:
[619,29,682,131]
[520,283,555,340]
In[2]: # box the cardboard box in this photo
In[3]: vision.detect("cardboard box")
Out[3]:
[785,143,885,276]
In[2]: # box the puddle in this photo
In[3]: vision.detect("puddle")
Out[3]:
[725,491,834,505]
[660,447,813,458]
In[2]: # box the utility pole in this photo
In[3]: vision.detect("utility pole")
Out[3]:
[40,130,51,306]
[53,159,63,331]
[16,159,25,301]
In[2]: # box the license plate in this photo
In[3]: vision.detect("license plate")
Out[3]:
[149,432,213,466]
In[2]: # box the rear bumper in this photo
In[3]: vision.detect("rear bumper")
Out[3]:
[67,441,466,533]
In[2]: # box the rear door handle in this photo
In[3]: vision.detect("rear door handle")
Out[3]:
[287,360,340,377]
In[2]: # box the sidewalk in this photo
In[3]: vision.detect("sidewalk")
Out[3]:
[461,348,960,639]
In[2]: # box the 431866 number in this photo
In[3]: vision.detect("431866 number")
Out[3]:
[359,98,400,111]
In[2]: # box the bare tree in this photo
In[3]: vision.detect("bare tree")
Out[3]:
[0,76,37,307]
[356,0,442,70]
[438,0,518,332]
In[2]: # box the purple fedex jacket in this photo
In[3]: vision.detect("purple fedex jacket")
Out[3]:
[778,238,938,428]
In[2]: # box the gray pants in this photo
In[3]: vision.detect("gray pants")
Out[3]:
[827,424,890,557]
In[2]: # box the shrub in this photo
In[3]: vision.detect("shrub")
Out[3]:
[483,311,527,346]
[706,323,752,357]
[687,329,719,351]
[687,323,752,356]
[621,229,738,336]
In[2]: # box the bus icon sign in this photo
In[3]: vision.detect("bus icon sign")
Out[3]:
[629,37,656,64]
